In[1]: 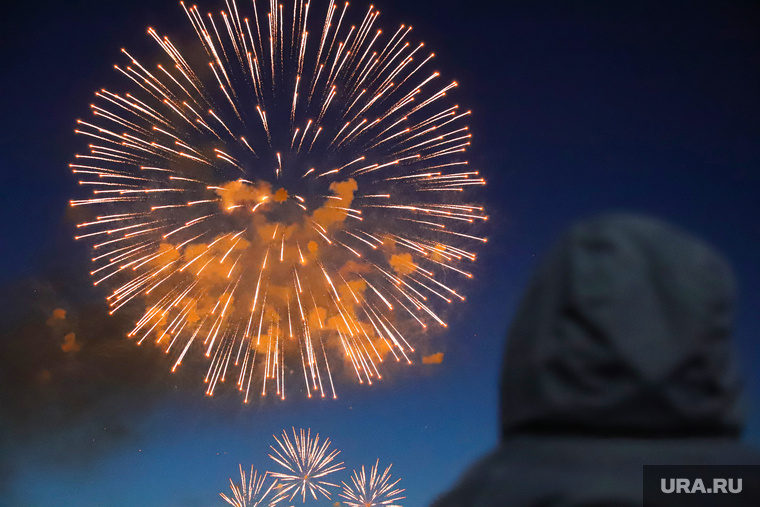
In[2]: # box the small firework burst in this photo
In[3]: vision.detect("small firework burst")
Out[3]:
[340,459,404,507]
[268,428,344,502]
[221,465,283,507]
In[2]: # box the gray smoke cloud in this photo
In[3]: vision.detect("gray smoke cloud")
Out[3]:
[0,241,202,498]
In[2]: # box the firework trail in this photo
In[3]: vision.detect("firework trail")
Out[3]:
[268,428,344,502]
[340,459,404,507]
[71,0,486,400]
[221,465,284,507]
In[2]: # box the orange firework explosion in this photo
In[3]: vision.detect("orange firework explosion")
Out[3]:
[71,0,486,401]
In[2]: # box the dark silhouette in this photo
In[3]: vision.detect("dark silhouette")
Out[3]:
[431,214,760,506]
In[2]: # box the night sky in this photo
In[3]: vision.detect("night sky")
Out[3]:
[1,0,759,506]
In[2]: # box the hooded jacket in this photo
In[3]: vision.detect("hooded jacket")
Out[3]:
[431,215,760,507]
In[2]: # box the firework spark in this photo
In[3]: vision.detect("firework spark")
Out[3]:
[221,465,283,507]
[268,428,344,502]
[340,459,405,507]
[71,0,486,400]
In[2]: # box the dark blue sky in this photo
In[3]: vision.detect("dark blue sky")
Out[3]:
[1,0,758,505]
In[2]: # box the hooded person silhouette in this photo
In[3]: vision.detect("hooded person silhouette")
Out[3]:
[431,214,760,507]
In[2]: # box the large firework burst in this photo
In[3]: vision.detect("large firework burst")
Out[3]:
[268,428,344,502]
[71,0,486,400]
[340,459,404,507]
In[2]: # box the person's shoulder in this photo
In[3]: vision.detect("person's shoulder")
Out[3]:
[429,437,760,507]
[429,439,555,507]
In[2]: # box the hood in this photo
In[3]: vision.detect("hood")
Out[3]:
[501,214,744,438]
